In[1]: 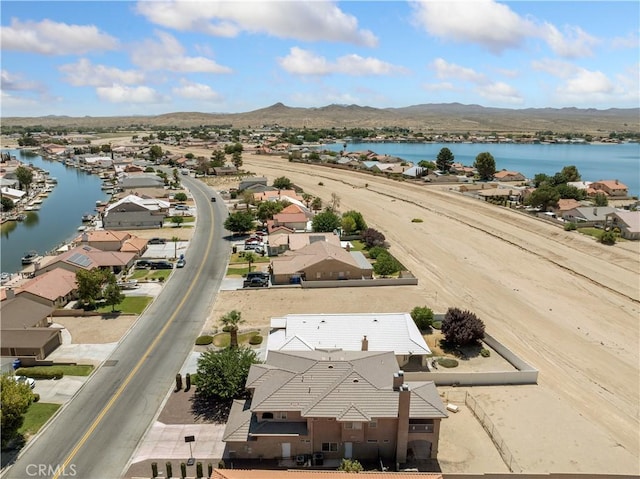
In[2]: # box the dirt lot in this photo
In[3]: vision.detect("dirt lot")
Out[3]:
[53,315,138,343]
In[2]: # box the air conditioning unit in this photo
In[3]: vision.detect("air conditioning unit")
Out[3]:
[446,403,460,413]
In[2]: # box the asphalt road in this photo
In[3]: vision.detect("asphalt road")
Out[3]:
[1,176,230,479]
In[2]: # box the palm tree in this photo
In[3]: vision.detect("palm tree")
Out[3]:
[171,236,180,259]
[244,252,257,274]
[219,310,244,348]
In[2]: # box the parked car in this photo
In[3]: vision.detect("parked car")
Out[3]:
[135,260,152,269]
[12,376,35,389]
[174,204,189,211]
[245,271,269,281]
[211,197,216,202]
[150,261,173,270]
[244,243,264,252]
[117,280,139,290]
[148,238,166,245]
[176,258,186,268]
[243,277,268,288]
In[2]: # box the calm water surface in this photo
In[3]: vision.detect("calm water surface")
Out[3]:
[1,150,109,274]
[323,142,640,197]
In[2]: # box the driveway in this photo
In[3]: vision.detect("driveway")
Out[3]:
[33,376,90,405]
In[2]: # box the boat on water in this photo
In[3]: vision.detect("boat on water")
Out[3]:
[81,213,94,222]
[21,251,39,265]
[77,225,88,232]
[47,177,58,184]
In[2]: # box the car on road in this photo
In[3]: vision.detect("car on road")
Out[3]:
[148,238,166,245]
[211,197,216,202]
[243,277,269,288]
[176,258,186,268]
[150,261,173,270]
[12,376,36,389]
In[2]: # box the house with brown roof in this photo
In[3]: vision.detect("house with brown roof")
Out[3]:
[270,241,373,285]
[15,268,77,307]
[553,198,585,216]
[253,189,304,203]
[0,294,62,359]
[268,210,311,233]
[35,245,136,276]
[267,232,340,257]
[73,230,148,254]
[493,170,526,182]
[590,180,629,197]
[222,350,447,464]
[606,210,640,240]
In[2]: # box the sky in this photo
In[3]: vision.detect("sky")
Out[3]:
[1,1,639,118]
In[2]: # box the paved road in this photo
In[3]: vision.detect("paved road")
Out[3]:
[1,177,230,479]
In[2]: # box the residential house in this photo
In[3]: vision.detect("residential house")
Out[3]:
[493,170,526,182]
[119,173,165,190]
[253,189,304,203]
[553,198,585,217]
[267,232,341,257]
[14,268,77,307]
[606,211,640,240]
[102,194,169,230]
[0,186,26,202]
[270,241,373,284]
[562,206,617,226]
[72,230,148,254]
[0,294,62,360]
[267,313,432,368]
[239,177,268,191]
[223,350,447,463]
[476,188,523,202]
[213,166,239,176]
[590,180,629,197]
[267,208,311,233]
[35,244,136,276]
[401,166,426,178]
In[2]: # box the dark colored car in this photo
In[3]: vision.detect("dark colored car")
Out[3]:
[148,238,166,245]
[243,277,268,288]
[211,197,216,202]
[151,261,173,270]
[135,259,152,269]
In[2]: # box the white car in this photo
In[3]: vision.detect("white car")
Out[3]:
[13,376,36,389]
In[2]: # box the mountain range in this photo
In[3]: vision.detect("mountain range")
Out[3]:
[2,103,638,134]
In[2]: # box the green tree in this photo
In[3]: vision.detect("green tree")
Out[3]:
[560,165,581,182]
[533,173,551,188]
[210,150,226,168]
[100,143,111,153]
[362,228,386,248]
[103,274,125,312]
[312,209,341,233]
[329,192,341,212]
[418,160,437,172]
[224,211,255,235]
[525,185,560,210]
[1,374,35,448]
[194,347,260,400]
[171,236,180,259]
[441,308,485,346]
[341,215,357,235]
[15,165,34,193]
[75,269,107,309]
[338,459,363,473]
[256,201,284,225]
[311,197,322,212]
[232,150,243,169]
[149,145,163,161]
[373,251,401,277]
[593,193,608,206]
[273,176,293,189]
[174,192,188,202]
[219,310,245,349]
[1,196,15,212]
[556,184,585,200]
[474,152,496,181]
[301,193,313,208]
[243,252,257,275]
[341,210,367,232]
[599,230,616,245]
[170,215,184,227]
[410,306,434,330]
[436,147,455,172]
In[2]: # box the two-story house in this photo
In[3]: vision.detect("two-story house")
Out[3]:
[223,350,447,465]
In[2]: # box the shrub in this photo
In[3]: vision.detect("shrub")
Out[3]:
[480,348,491,358]
[600,230,616,245]
[15,367,64,380]
[410,306,434,330]
[32,393,40,403]
[318,182,324,186]
[411,218,423,223]
[564,222,577,231]
[195,335,213,346]
[249,335,263,345]
[338,459,363,473]
[362,227,386,247]
[367,246,387,259]
[441,307,485,346]
[437,357,459,368]
[222,325,232,332]
[432,320,442,330]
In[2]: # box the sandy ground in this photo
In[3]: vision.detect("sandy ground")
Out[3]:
[197,151,638,474]
[53,315,138,343]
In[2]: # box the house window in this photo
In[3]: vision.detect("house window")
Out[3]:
[367,439,378,443]
[322,443,338,452]
[316,272,321,279]
[369,420,377,429]
[344,422,362,430]
[278,412,287,420]
[262,412,274,419]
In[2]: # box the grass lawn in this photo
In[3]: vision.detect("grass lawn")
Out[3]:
[19,403,61,438]
[229,252,270,264]
[51,364,94,376]
[148,270,172,280]
[129,270,149,280]
[349,239,367,251]
[577,227,605,240]
[96,296,152,314]
[212,331,261,348]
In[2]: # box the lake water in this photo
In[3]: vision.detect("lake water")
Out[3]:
[323,141,640,197]
[1,149,109,274]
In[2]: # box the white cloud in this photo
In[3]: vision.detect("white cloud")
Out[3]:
[96,85,164,103]
[279,47,406,76]
[478,82,523,104]
[172,80,222,101]
[1,70,44,92]
[611,31,639,49]
[411,0,597,58]
[136,0,377,47]
[422,82,456,92]
[431,58,486,83]
[559,69,614,96]
[1,18,118,55]
[131,31,232,73]
[59,59,145,87]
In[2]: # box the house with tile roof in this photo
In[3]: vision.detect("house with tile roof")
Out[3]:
[72,230,148,254]
[15,268,77,307]
[223,350,447,464]
[493,170,526,182]
[253,189,304,203]
[35,245,136,277]
[270,241,373,285]
[102,194,169,230]
[590,180,628,197]
[267,232,340,257]
[606,210,640,240]
[267,313,431,368]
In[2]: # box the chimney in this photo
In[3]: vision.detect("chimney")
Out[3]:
[361,335,368,351]
[81,232,89,243]
[615,179,619,185]
[6,287,15,299]
[346,243,351,252]
[393,370,404,390]
[396,384,411,464]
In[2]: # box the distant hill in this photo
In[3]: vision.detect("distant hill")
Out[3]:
[2,103,638,134]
